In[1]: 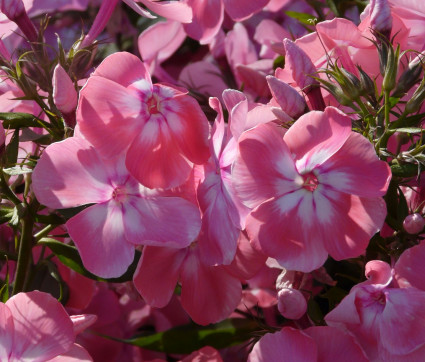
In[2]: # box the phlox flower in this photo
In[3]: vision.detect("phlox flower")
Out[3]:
[77,51,210,189]
[326,252,425,360]
[248,326,368,362]
[233,106,391,272]
[32,136,201,278]
[0,290,95,361]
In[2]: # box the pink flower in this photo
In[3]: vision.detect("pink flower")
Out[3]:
[248,326,367,362]
[233,107,391,272]
[77,51,210,189]
[326,256,425,360]
[0,291,94,361]
[32,136,201,278]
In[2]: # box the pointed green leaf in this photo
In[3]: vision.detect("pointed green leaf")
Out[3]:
[284,11,317,25]
[5,129,19,166]
[0,112,50,129]
[115,318,260,354]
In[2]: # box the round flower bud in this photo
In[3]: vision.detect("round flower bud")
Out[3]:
[403,213,425,234]
[277,288,307,320]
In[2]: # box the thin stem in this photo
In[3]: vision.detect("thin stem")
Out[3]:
[34,224,56,242]
[0,170,21,206]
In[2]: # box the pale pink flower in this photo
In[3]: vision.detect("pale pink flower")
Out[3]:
[0,291,94,361]
[248,326,367,362]
[77,51,210,189]
[32,136,201,278]
[233,107,391,272]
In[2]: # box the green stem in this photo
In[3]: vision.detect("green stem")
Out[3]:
[12,210,35,295]
[384,90,391,128]
[34,224,55,241]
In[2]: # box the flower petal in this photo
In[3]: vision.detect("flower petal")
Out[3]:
[67,202,135,278]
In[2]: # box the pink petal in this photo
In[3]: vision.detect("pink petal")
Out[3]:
[365,260,392,285]
[304,326,368,362]
[7,291,74,362]
[76,76,142,158]
[248,327,318,362]
[0,302,14,361]
[180,249,242,325]
[267,75,306,118]
[223,0,269,21]
[52,64,77,114]
[67,202,135,278]
[209,97,226,159]
[222,89,248,141]
[138,20,186,66]
[318,132,391,197]
[380,288,425,355]
[233,122,301,209]
[246,194,329,272]
[125,117,193,189]
[47,343,93,362]
[138,0,193,23]
[322,194,387,260]
[225,231,267,280]
[90,51,151,88]
[123,196,200,248]
[283,107,352,172]
[133,246,187,308]
[395,242,425,290]
[184,0,224,44]
[32,137,112,209]
[181,346,223,362]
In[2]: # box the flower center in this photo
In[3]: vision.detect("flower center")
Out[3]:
[301,172,319,192]
[112,185,128,203]
[147,95,160,114]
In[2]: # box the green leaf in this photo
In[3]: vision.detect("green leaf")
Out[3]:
[5,129,19,166]
[0,112,50,129]
[284,11,317,25]
[0,258,10,302]
[39,238,141,283]
[273,55,285,70]
[115,318,260,354]
[307,298,324,325]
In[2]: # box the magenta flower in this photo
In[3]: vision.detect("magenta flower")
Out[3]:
[32,136,202,278]
[77,52,210,189]
[0,291,94,361]
[233,107,391,272]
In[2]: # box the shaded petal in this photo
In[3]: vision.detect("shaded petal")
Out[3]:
[380,288,425,355]
[183,0,224,44]
[246,192,329,272]
[233,122,300,209]
[0,302,13,361]
[322,193,387,260]
[180,249,242,325]
[67,202,135,278]
[395,242,425,290]
[32,137,112,209]
[223,0,269,21]
[47,343,93,362]
[52,64,77,114]
[283,107,352,173]
[123,196,200,248]
[248,327,318,362]
[133,246,187,308]
[318,132,391,197]
[304,326,368,362]
[365,260,392,285]
[7,291,74,362]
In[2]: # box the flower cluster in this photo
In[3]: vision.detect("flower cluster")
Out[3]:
[0,0,425,360]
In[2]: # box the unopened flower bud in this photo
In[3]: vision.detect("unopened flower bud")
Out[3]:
[0,0,37,42]
[357,66,376,97]
[337,68,361,100]
[382,44,400,92]
[370,0,393,40]
[405,79,425,114]
[403,213,425,234]
[277,288,307,320]
[392,54,424,98]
